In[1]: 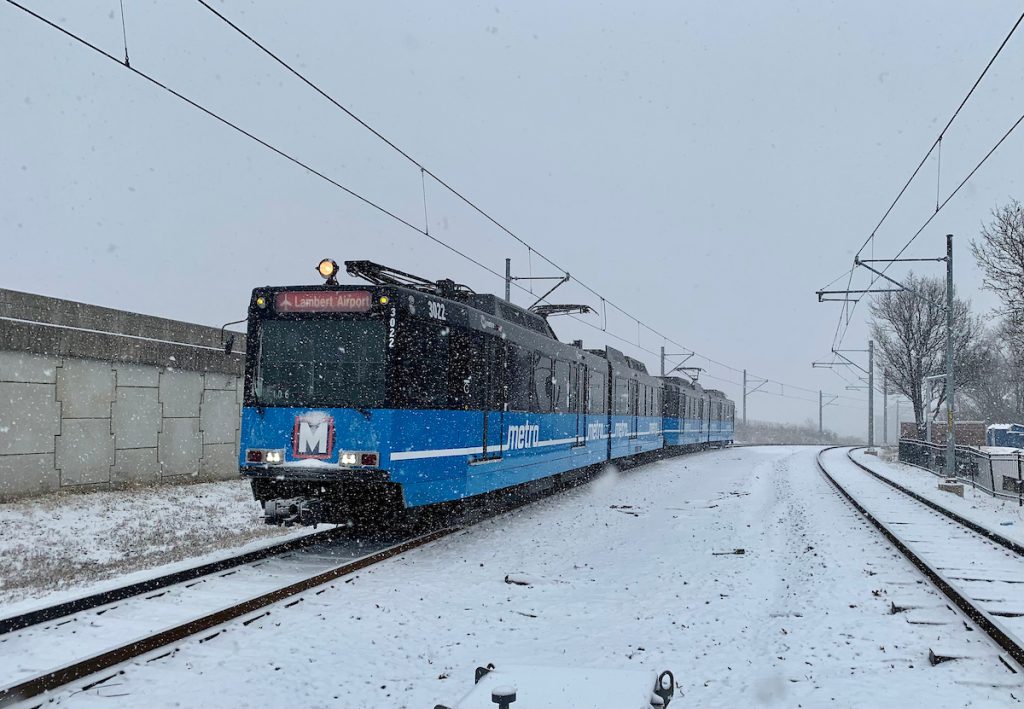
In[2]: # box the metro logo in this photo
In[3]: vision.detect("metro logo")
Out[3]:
[292,413,335,459]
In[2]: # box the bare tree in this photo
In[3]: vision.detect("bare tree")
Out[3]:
[869,274,983,436]
[969,201,1024,421]
[971,201,1024,320]
[958,333,1016,422]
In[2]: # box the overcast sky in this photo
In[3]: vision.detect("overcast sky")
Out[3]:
[3,1,1023,436]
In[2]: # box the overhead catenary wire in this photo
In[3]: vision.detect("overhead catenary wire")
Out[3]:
[9,0,836,407]
[832,103,1024,353]
[190,0,830,392]
[847,7,1024,263]
[826,8,1024,355]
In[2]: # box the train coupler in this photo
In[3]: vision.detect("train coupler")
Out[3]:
[263,497,324,527]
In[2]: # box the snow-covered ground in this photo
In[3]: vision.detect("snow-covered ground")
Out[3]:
[0,479,312,609]
[853,448,1024,546]
[42,446,1020,709]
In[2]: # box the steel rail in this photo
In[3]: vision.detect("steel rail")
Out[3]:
[816,447,1024,668]
[0,528,455,708]
[845,448,1024,555]
[0,525,345,636]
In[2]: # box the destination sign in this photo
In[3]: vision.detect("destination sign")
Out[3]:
[274,290,372,313]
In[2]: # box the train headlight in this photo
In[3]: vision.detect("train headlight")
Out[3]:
[340,452,357,465]
[246,448,285,464]
[317,258,340,285]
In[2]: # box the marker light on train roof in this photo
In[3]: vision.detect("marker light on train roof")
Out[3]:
[255,296,267,309]
[317,258,340,285]
[378,296,389,305]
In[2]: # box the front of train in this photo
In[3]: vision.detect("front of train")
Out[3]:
[238,259,401,526]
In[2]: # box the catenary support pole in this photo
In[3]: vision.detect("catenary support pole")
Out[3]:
[946,234,955,476]
[883,369,888,445]
[868,339,875,447]
[819,390,823,435]
[504,258,511,302]
[742,369,747,426]
[660,346,665,377]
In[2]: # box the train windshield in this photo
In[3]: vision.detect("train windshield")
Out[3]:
[253,319,385,408]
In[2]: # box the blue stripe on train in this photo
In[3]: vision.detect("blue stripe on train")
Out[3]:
[661,417,734,446]
[241,407,725,508]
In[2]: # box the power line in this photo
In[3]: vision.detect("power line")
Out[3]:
[832,103,1024,351]
[9,0,833,403]
[849,7,1024,263]
[828,9,1024,352]
[191,0,806,385]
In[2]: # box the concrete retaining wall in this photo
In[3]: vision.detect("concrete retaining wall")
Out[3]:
[0,288,246,499]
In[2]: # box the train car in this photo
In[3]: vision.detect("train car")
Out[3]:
[596,348,664,458]
[240,260,615,525]
[703,388,735,446]
[660,376,704,448]
[660,378,735,448]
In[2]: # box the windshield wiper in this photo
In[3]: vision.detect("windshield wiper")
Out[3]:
[353,406,372,420]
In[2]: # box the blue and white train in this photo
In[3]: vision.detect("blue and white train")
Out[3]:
[238,260,734,526]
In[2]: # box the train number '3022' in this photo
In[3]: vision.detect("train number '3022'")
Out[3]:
[428,300,447,321]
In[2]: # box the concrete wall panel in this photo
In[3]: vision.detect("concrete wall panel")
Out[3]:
[57,419,114,485]
[200,443,237,481]
[159,370,203,418]
[0,453,59,499]
[115,364,159,388]
[112,447,161,486]
[201,389,239,445]
[0,351,59,383]
[159,417,202,477]
[113,387,161,449]
[204,373,236,391]
[0,382,60,455]
[57,359,114,419]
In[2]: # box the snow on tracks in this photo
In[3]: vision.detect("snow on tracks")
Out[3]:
[34,445,1022,709]
[819,446,1024,680]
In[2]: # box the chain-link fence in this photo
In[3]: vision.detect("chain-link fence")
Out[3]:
[898,438,1024,505]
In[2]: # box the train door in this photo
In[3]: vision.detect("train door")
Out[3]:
[570,363,587,446]
[706,396,712,443]
[605,366,614,459]
[628,378,639,438]
[481,336,506,460]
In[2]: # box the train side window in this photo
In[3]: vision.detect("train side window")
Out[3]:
[614,377,628,415]
[389,320,448,409]
[664,387,678,418]
[534,354,553,412]
[507,344,533,412]
[446,328,484,410]
[568,363,580,415]
[553,360,570,413]
[589,368,605,414]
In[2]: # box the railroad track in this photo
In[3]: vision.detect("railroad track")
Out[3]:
[0,445,715,708]
[0,525,348,636]
[817,446,1024,672]
[0,527,455,708]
